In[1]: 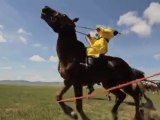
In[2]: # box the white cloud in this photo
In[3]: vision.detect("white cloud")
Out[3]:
[117,11,142,26]
[29,55,58,63]
[29,55,46,62]
[1,57,8,60]
[12,71,63,82]
[49,56,58,62]
[154,53,160,60]
[0,27,30,44]
[42,46,49,50]
[17,28,31,36]
[19,36,27,44]
[144,2,160,25]
[15,74,46,82]
[32,43,42,48]
[130,21,151,36]
[117,2,160,37]
[0,66,12,70]
[28,74,46,81]
[32,43,49,50]
[23,73,61,82]
[0,24,4,29]
[0,31,7,43]
[117,11,151,36]
[21,65,26,69]
[121,29,130,35]
[0,34,7,43]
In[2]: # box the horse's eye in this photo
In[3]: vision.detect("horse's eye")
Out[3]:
[62,14,66,17]
[51,17,57,22]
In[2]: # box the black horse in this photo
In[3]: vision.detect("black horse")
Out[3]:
[41,6,145,120]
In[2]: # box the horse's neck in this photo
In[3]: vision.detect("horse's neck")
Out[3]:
[56,29,84,64]
[58,29,77,45]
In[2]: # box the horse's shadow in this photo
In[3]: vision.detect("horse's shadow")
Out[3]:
[149,114,160,120]
[124,101,156,109]
[123,101,160,120]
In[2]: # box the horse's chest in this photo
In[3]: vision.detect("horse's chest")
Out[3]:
[58,62,74,79]
[58,63,67,78]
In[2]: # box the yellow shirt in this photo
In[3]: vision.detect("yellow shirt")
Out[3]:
[87,37,108,58]
[86,27,114,58]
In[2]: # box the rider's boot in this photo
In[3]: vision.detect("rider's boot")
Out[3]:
[87,83,95,94]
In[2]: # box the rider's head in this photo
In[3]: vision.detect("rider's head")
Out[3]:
[96,27,118,41]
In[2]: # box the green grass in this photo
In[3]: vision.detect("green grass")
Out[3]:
[0,84,160,120]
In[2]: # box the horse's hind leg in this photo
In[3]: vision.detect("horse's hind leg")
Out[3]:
[111,89,126,120]
[56,80,78,119]
[143,93,155,110]
[123,85,143,120]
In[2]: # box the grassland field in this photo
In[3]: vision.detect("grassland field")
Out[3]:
[0,84,160,120]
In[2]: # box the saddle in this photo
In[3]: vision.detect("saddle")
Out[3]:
[85,55,115,71]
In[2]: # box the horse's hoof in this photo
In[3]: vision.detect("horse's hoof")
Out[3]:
[113,117,118,120]
[135,113,143,120]
[112,112,118,120]
[56,94,61,101]
[70,111,78,119]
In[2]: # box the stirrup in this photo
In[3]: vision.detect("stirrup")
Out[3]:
[79,62,88,67]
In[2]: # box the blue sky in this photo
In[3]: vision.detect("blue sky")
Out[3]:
[0,0,160,82]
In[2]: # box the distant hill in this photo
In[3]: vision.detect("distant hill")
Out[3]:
[0,80,62,86]
[0,80,159,86]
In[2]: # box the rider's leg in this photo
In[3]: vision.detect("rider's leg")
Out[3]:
[86,56,95,94]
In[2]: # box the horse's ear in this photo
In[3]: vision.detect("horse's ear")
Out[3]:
[73,18,79,23]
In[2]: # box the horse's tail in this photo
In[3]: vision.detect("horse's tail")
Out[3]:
[132,69,155,107]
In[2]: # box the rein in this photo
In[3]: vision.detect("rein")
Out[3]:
[76,30,90,44]
[76,25,109,44]
[76,25,95,30]
[75,25,95,36]
[76,30,88,36]
[76,25,123,36]
[75,25,96,44]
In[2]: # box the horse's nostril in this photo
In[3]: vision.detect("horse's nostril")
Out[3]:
[41,10,45,15]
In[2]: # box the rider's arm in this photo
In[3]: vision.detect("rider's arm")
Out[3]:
[87,34,97,45]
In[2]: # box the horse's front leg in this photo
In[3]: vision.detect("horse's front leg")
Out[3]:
[73,83,90,120]
[56,79,71,101]
[56,79,78,119]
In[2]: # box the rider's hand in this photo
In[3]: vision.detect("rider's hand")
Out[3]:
[87,34,91,38]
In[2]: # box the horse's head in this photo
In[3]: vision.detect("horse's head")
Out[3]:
[41,6,79,33]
